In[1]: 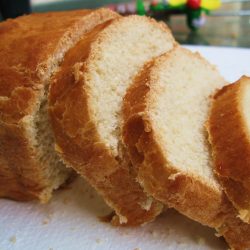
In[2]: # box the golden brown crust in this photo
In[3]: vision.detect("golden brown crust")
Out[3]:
[122,49,250,249]
[0,9,118,202]
[207,76,250,223]
[49,16,175,226]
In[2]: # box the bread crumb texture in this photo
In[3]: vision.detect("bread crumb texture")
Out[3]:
[9,235,16,244]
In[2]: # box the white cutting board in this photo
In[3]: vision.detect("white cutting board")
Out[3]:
[0,46,250,250]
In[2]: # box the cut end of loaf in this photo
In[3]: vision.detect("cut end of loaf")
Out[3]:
[33,87,72,202]
[0,8,118,201]
[28,9,119,202]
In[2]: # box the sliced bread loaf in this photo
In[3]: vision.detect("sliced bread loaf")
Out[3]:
[122,46,250,248]
[208,76,250,224]
[0,9,118,202]
[49,15,176,226]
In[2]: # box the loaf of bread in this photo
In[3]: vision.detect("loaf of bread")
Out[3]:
[49,15,176,226]
[2,7,250,248]
[207,76,250,224]
[0,9,118,202]
[122,46,250,249]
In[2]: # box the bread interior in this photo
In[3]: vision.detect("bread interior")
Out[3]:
[241,79,250,132]
[88,17,174,157]
[33,85,71,200]
[149,48,225,190]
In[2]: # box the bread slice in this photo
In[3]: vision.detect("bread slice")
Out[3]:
[122,46,250,248]
[0,9,118,202]
[49,15,176,226]
[208,76,250,224]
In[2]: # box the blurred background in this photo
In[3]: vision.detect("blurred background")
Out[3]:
[0,0,249,47]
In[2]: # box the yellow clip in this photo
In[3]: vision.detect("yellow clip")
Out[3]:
[169,0,187,7]
[201,0,221,10]
[169,0,221,10]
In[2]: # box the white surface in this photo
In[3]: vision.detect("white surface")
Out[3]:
[0,46,250,250]
[31,0,58,5]
[186,45,250,82]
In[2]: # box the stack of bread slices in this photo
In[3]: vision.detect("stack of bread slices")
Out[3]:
[0,8,250,249]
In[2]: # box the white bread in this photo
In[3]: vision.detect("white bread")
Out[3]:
[0,9,118,202]
[49,15,176,226]
[208,76,250,224]
[122,46,250,249]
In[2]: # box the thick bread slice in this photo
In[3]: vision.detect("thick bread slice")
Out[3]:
[208,76,250,224]
[49,15,176,226]
[0,9,118,202]
[122,46,250,249]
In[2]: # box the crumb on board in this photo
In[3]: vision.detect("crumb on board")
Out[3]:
[49,248,53,250]
[42,211,53,225]
[42,219,50,225]
[148,230,158,238]
[163,227,170,235]
[9,235,16,244]
[215,232,222,237]
[133,248,141,250]
[63,197,70,205]
[95,238,102,244]
[197,237,206,245]
[119,231,129,236]
[176,239,184,245]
